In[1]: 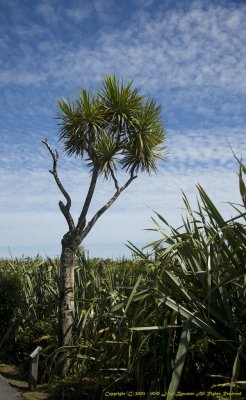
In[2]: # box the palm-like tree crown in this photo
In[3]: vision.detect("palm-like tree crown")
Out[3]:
[57,76,166,176]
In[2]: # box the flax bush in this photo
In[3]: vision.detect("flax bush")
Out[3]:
[127,157,246,398]
[0,256,59,364]
[0,269,22,343]
[0,158,245,400]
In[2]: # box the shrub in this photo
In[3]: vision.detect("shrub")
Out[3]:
[0,269,22,342]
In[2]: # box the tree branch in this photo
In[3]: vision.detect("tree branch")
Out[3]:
[42,139,75,232]
[80,172,137,241]
[109,166,119,191]
[77,166,99,233]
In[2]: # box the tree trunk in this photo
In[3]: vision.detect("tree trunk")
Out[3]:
[59,240,75,372]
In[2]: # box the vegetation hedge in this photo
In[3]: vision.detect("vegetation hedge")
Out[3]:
[0,158,245,399]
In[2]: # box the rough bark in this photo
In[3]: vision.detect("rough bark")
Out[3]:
[59,242,75,345]
[59,239,76,376]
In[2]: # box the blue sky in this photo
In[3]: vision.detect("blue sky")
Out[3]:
[0,0,245,259]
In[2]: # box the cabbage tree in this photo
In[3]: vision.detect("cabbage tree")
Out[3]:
[42,76,166,370]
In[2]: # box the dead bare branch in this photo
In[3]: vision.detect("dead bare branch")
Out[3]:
[42,140,75,231]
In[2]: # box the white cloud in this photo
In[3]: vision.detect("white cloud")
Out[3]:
[64,3,93,22]
[2,1,245,100]
[134,0,155,8]
[36,2,61,26]
[93,0,115,20]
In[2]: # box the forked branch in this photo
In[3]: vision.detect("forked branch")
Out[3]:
[42,139,75,231]
[80,172,137,241]
[109,166,119,191]
[77,166,99,233]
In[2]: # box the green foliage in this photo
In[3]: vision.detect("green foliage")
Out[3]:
[128,158,246,396]
[1,159,245,398]
[57,75,166,175]
[0,256,59,363]
[0,269,22,340]
[50,373,133,400]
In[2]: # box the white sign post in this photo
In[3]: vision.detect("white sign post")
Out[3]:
[28,346,42,391]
